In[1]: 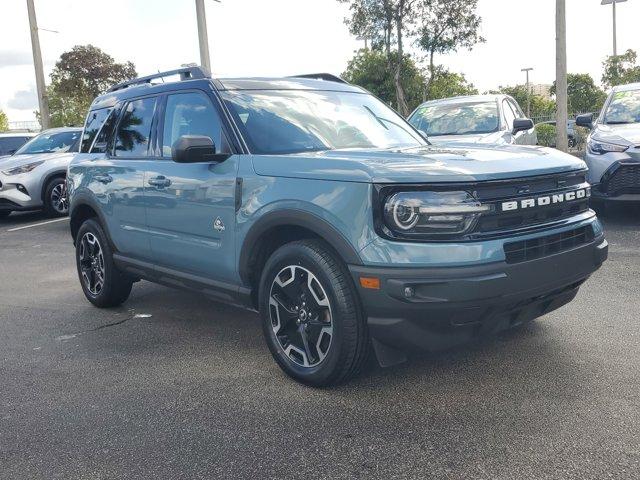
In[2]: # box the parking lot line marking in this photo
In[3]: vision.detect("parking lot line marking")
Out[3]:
[7,218,68,232]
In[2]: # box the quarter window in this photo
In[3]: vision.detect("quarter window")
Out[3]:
[81,108,112,153]
[115,97,157,156]
[162,92,224,156]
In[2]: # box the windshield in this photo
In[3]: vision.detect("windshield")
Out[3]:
[14,130,81,155]
[605,89,640,125]
[409,101,500,136]
[221,90,425,154]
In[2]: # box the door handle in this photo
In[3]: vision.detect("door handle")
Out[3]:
[147,176,172,188]
[94,174,113,184]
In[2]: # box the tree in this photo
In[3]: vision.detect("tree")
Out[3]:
[550,73,606,114]
[497,85,556,120]
[339,0,419,115]
[416,0,484,98]
[47,45,136,127]
[0,109,8,132]
[342,48,426,112]
[602,49,640,89]
[426,67,477,101]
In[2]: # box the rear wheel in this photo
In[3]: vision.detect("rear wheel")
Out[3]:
[44,177,69,217]
[259,240,369,386]
[75,218,133,308]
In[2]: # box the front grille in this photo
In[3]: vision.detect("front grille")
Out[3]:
[603,164,640,195]
[472,171,590,237]
[504,225,594,264]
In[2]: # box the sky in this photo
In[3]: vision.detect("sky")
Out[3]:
[0,0,639,124]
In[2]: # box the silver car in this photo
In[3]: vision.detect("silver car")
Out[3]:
[0,127,81,218]
[408,94,537,146]
[577,82,640,204]
[0,132,36,158]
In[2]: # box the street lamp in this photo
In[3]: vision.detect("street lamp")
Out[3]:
[601,0,628,57]
[521,67,533,118]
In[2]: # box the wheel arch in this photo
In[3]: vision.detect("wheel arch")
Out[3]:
[69,194,113,247]
[40,170,67,202]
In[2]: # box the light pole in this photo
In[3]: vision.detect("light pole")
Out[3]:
[26,0,50,130]
[195,0,220,75]
[601,0,627,57]
[521,67,533,118]
[556,0,568,152]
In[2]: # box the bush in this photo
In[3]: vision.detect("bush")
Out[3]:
[535,123,556,147]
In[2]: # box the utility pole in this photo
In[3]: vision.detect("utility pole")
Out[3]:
[556,0,568,152]
[195,0,220,75]
[521,67,533,118]
[601,0,628,57]
[26,0,50,130]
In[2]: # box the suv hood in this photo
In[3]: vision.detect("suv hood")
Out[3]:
[427,131,506,145]
[251,144,586,183]
[0,151,74,170]
[591,123,640,145]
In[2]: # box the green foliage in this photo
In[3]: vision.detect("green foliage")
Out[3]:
[535,123,556,147]
[342,49,426,112]
[0,109,8,132]
[551,73,606,114]
[47,44,136,127]
[496,85,556,119]
[602,49,640,89]
[427,67,478,101]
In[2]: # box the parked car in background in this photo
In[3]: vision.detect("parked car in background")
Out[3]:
[536,120,578,149]
[68,68,606,386]
[577,82,640,204]
[0,127,81,218]
[408,94,537,146]
[0,132,36,158]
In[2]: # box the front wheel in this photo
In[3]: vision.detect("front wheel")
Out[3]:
[75,219,133,308]
[259,240,369,386]
[44,177,68,217]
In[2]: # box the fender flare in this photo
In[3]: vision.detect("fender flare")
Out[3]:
[40,170,67,202]
[69,193,114,247]
[238,209,363,286]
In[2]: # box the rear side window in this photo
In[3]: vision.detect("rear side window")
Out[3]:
[114,97,157,156]
[162,91,224,156]
[81,108,112,153]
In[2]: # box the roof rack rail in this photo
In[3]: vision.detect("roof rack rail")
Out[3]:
[289,73,348,84]
[107,66,209,93]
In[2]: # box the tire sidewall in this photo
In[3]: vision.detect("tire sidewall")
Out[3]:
[259,243,356,386]
[75,219,118,306]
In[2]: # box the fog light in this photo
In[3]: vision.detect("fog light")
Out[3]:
[16,184,28,195]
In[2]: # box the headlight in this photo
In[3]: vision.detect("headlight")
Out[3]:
[383,191,490,238]
[588,137,628,155]
[2,160,45,176]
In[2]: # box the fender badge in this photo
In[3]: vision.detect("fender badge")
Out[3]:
[213,217,225,232]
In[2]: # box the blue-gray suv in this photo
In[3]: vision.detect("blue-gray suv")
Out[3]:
[68,67,608,386]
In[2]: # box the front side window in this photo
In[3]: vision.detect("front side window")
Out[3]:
[222,90,425,155]
[14,130,81,155]
[115,97,157,156]
[0,137,30,155]
[81,108,113,153]
[409,101,499,137]
[162,91,224,156]
[604,89,640,125]
[502,100,516,130]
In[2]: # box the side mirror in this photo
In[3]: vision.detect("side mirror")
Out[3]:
[575,113,594,130]
[513,118,534,134]
[172,135,224,163]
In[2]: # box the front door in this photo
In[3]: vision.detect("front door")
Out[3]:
[144,90,239,285]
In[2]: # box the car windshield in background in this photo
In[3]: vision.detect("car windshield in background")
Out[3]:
[410,101,499,136]
[221,90,425,154]
[605,89,640,125]
[14,131,81,155]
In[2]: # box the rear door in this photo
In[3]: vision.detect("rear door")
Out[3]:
[143,89,239,285]
[85,96,158,260]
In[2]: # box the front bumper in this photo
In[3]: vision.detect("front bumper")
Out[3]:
[0,173,43,211]
[585,149,640,202]
[349,233,607,353]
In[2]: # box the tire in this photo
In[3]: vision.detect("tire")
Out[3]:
[0,211,11,219]
[75,218,133,308]
[568,137,576,149]
[259,239,369,387]
[43,176,69,217]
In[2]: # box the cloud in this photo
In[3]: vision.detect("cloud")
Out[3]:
[7,85,38,110]
[0,50,33,68]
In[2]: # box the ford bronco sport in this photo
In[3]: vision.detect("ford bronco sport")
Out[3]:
[68,67,608,386]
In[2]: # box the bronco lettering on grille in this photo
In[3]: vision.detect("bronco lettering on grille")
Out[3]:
[500,188,590,212]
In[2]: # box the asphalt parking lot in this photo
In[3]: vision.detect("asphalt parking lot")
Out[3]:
[1,206,638,480]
